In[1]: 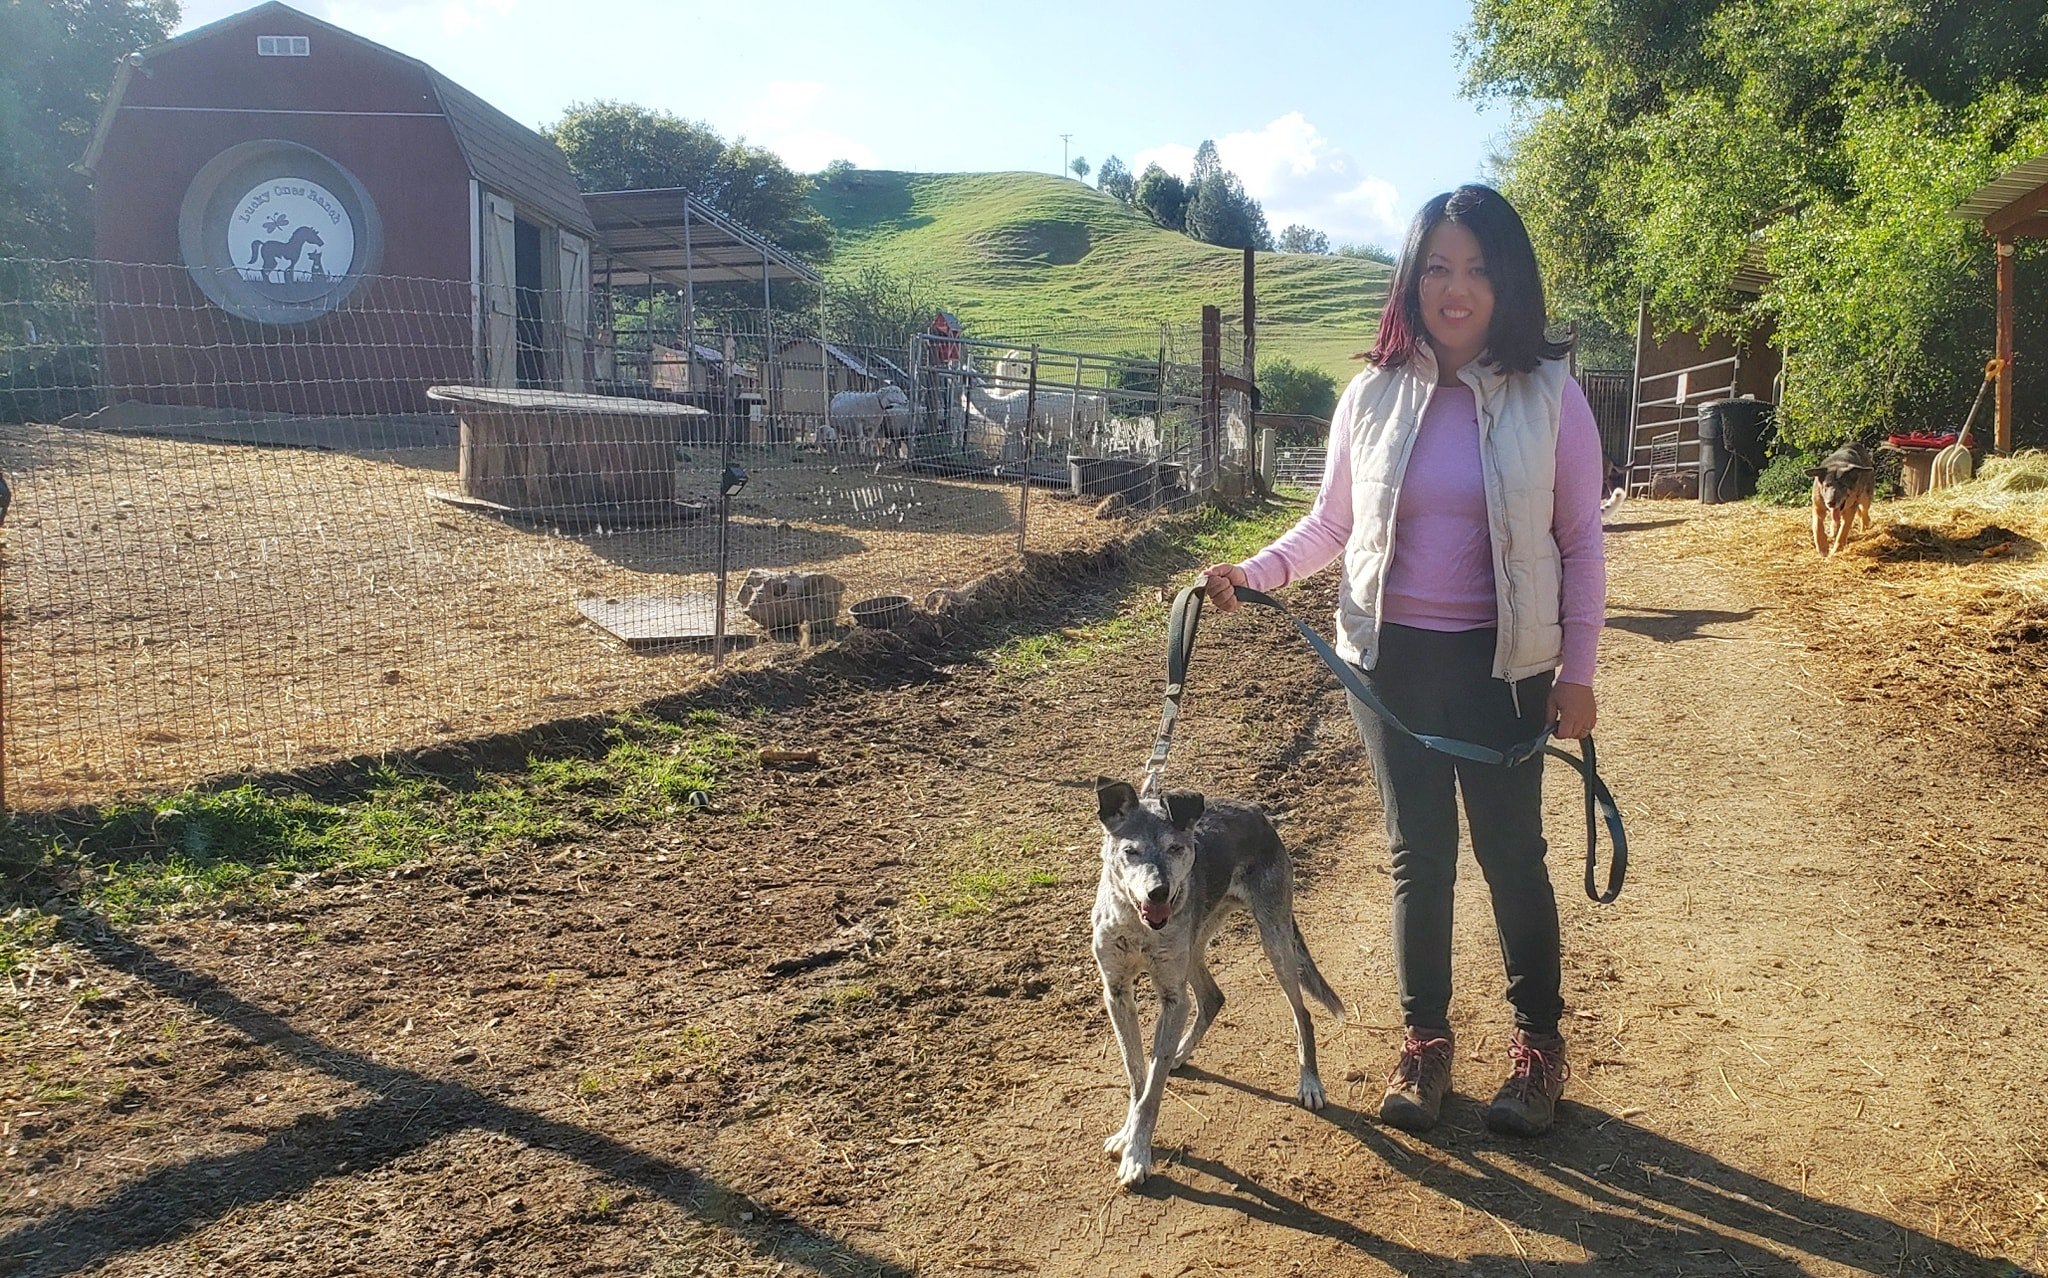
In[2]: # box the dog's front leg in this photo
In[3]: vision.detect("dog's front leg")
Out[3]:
[1118,982,1190,1188]
[1099,968,1147,1160]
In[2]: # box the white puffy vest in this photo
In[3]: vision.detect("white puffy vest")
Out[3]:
[1333,349,1568,682]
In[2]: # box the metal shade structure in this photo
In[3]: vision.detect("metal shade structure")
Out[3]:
[1955,151,2048,454]
[585,188,822,291]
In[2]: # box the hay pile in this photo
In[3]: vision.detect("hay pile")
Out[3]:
[1644,454,2048,774]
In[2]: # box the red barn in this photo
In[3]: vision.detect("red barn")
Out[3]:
[77,0,597,416]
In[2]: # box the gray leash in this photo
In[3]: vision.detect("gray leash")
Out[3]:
[1143,583,1628,904]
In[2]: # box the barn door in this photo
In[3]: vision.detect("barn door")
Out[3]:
[479,191,519,388]
[557,231,591,392]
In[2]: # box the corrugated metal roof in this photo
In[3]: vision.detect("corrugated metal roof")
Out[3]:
[585,188,822,288]
[84,1,594,237]
[1956,151,2048,224]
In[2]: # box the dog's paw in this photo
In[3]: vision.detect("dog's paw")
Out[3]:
[1116,1146,1153,1188]
[1103,1124,1133,1158]
[1298,1072,1328,1111]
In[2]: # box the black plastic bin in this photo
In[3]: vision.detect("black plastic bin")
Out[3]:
[1697,398,1775,504]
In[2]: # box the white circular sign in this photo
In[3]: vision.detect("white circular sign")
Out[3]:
[227,177,356,284]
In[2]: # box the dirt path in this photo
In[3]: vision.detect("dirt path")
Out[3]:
[4,507,2043,1276]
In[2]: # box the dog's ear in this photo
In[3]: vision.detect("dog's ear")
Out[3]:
[1804,466,1826,479]
[1162,791,1205,830]
[1095,776,1139,824]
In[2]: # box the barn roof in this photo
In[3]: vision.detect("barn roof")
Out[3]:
[1956,150,2048,238]
[78,1,594,237]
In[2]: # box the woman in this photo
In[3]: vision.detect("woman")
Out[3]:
[1201,184,1605,1137]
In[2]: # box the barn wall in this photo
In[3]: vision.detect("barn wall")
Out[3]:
[90,10,481,413]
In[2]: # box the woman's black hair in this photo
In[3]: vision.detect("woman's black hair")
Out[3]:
[1366,183,1571,374]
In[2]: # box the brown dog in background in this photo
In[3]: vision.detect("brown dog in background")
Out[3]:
[1807,444,1875,556]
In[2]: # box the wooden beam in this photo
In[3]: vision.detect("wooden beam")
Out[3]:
[1997,239,2015,455]
[1986,181,2048,239]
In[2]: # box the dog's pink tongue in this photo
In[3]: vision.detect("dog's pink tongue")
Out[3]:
[1141,902,1170,929]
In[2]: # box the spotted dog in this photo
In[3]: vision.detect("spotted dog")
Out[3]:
[1091,777,1345,1188]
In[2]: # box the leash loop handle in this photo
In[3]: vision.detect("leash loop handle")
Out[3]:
[1160,584,1627,903]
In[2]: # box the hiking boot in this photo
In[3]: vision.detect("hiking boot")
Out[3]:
[1379,1027,1454,1132]
[1484,1029,1570,1136]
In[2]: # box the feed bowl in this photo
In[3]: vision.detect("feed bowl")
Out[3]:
[849,593,914,629]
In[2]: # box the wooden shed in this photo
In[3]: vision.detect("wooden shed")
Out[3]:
[772,340,904,420]
[1956,151,2048,453]
[1624,246,1782,494]
[77,0,597,415]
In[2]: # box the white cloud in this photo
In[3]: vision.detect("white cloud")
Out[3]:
[1133,114,1406,249]
[734,80,875,172]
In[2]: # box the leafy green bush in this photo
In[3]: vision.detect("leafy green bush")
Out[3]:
[1754,450,1821,506]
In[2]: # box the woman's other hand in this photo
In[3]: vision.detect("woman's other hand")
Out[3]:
[1549,681,1597,740]
[1200,563,1248,613]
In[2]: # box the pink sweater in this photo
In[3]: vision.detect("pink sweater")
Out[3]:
[1240,378,1606,686]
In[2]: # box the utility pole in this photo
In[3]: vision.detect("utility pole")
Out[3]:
[1060,133,1072,177]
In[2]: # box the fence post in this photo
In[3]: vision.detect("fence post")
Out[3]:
[1155,342,1168,455]
[1017,346,1039,557]
[1201,304,1221,496]
[0,469,9,812]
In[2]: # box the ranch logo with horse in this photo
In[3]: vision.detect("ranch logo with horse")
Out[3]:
[230,177,356,284]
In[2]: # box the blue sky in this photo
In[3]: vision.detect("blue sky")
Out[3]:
[174,0,1512,249]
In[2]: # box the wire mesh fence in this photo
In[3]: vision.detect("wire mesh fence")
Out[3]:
[0,259,1247,808]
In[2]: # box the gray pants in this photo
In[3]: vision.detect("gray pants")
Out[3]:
[1349,624,1563,1036]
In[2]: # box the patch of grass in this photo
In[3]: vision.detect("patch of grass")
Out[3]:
[0,909,58,983]
[1,712,752,930]
[576,1070,612,1099]
[921,829,1064,917]
[989,500,1306,682]
[1176,499,1310,566]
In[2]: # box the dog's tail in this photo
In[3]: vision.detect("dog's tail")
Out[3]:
[1292,920,1346,1023]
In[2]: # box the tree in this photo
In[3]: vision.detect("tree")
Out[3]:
[1096,155,1134,205]
[1070,156,1090,182]
[823,263,945,346]
[1191,139,1223,184]
[1464,0,2048,445]
[1336,242,1396,265]
[0,0,180,260]
[1184,170,1273,251]
[1278,224,1331,254]
[819,158,858,184]
[546,102,833,264]
[1258,357,1339,442]
[1133,164,1188,231]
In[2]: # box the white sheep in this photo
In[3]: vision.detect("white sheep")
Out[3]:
[827,385,911,458]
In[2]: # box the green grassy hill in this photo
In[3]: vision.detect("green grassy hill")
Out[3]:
[810,170,1389,385]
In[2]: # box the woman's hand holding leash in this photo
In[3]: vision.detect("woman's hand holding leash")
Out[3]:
[1200,563,1248,614]
[1549,681,1597,740]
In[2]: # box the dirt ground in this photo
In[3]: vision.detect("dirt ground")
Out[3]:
[4,497,2047,1276]
[1,423,1119,807]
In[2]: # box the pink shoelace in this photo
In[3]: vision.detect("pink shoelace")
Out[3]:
[1504,1036,1572,1097]
[1389,1031,1453,1088]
